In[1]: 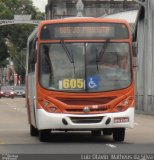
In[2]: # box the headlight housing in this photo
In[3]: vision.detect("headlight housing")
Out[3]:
[38,97,62,113]
[111,96,134,113]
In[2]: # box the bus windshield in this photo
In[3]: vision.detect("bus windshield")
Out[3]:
[39,42,131,92]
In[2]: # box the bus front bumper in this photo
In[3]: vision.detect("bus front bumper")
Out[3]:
[36,108,134,130]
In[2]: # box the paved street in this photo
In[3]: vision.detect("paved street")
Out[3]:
[0,98,154,154]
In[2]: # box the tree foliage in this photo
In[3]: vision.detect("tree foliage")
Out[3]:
[0,0,45,81]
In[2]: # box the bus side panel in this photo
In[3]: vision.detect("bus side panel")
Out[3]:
[26,28,38,128]
[28,72,37,127]
[26,75,31,124]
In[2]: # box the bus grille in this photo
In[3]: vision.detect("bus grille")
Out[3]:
[57,97,116,105]
[66,107,108,113]
[70,116,103,124]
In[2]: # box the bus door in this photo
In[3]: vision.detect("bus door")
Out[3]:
[28,39,37,127]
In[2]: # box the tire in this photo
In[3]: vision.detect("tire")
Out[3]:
[113,128,125,142]
[103,129,113,136]
[91,130,102,136]
[30,124,39,136]
[39,130,51,142]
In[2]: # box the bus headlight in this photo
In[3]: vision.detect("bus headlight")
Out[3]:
[116,105,123,111]
[50,106,57,112]
[123,100,129,106]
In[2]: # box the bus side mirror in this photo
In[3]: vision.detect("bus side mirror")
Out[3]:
[132,42,138,57]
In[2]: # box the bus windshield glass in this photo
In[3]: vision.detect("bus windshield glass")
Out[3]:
[39,42,131,92]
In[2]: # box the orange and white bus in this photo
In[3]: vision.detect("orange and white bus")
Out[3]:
[26,17,135,142]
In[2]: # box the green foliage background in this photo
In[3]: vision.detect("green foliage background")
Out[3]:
[0,0,45,83]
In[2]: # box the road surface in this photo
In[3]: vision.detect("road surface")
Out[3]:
[0,98,154,156]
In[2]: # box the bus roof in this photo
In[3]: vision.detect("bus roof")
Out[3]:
[38,17,130,29]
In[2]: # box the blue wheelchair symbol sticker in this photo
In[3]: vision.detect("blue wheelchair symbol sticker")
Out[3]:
[87,76,99,89]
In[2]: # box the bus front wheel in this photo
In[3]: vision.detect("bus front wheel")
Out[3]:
[39,130,51,142]
[113,128,125,142]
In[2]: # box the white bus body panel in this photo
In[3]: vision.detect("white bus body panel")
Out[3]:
[28,73,37,127]
[36,108,134,130]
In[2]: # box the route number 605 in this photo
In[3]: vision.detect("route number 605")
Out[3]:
[62,79,84,89]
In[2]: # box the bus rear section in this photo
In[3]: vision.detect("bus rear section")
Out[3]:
[26,17,135,142]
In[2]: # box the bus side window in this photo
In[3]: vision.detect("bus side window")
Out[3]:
[40,45,53,87]
[28,40,36,73]
[28,41,32,73]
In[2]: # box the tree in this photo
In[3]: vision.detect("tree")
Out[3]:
[0,0,45,83]
[0,38,9,63]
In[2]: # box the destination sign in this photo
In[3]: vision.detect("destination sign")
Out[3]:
[40,22,129,40]
[55,25,114,38]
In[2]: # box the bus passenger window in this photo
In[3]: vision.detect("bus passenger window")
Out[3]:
[28,40,36,73]
[40,45,53,88]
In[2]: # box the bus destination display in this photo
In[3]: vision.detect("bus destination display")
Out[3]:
[55,25,114,38]
[40,22,129,40]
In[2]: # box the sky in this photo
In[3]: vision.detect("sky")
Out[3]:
[32,0,48,12]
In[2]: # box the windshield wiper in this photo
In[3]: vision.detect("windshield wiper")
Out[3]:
[60,40,76,75]
[96,39,110,63]
[60,40,74,63]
